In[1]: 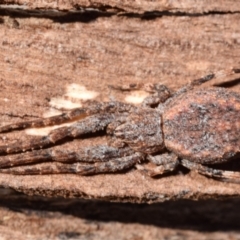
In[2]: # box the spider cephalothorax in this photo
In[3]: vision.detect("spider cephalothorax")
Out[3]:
[113,108,164,154]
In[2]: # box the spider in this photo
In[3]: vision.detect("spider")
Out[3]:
[0,69,240,182]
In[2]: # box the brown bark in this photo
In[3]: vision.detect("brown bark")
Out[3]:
[1,0,240,12]
[1,1,240,239]
[0,189,240,239]
[0,1,240,203]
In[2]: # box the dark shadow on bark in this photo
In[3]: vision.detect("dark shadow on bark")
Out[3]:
[0,190,240,232]
[214,77,240,88]
[0,7,240,24]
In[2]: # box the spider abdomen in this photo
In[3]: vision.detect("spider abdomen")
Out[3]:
[163,88,240,164]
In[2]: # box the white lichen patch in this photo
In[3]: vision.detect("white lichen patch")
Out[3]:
[25,83,99,136]
[49,83,99,110]
[49,98,82,110]
[65,83,99,100]
[25,122,72,136]
[124,90,149,104]
[42,109,63,118]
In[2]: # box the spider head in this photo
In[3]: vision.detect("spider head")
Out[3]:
[114,108,164,154]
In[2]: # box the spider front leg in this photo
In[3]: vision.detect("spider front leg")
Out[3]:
[0,145,134,168]
[181,159,240,183]
[0,101,136,133]
[0,152,144,175]
[0,113,118,154]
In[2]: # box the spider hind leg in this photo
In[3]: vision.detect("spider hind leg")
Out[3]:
[181,159,240,183]
[109,83,172,107]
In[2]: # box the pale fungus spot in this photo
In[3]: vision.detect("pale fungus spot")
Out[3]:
[124,91,149,104]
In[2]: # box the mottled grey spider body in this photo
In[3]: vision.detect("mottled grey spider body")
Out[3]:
[0,69,240,182]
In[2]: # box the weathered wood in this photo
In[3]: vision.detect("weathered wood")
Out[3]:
[1,0,240,13]
[0,2,240,203]
[0,190,240,239]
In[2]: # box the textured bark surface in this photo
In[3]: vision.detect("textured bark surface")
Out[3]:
[0,0,240,202]
[1,1,240,239]
[2,0,240,13]
[0,189,240,240]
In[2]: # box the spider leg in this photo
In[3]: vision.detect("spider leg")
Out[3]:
[181,159,240,183]
[106,114,128,135]
[176,68,240,94]
[0,152,144,175]
[140,152,179,177]
[0,113,118,154]
[158,68,240,112]
[0,145,134,168]
[141,84,171,107]
[109,83,171,107]
[109,83,156,92]
[0,101,135,133]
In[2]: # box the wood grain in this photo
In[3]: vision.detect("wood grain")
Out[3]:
[0,1,240,203]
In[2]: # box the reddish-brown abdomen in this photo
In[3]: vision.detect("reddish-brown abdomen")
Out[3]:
[163,88,240,164]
